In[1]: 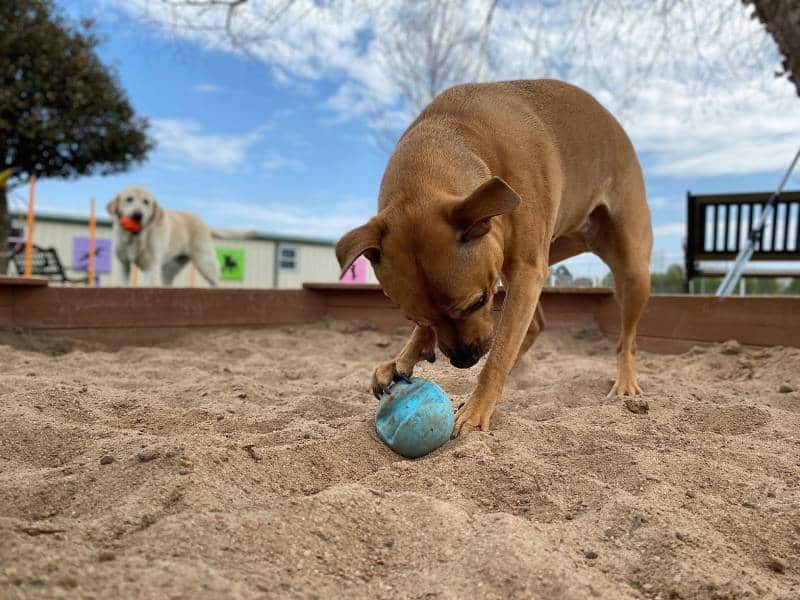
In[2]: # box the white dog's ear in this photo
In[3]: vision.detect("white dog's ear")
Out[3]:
[106,195,121,217]
[336,217,383,278]
[450,177,521,241]
[152,200,165,225]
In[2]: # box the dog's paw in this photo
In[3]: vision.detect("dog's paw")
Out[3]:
[452,400,493,437]
[371,360,412,399]
[606,377,643,398]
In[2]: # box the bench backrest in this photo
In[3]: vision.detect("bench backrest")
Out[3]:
[12,245,68,281]
[685,191,800,283]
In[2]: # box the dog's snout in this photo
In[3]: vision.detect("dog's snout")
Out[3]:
[449,346,482,369]
[131,212,143,223]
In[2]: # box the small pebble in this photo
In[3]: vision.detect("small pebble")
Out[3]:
[767,557,786,574]
[624,397,649,414]
[584,550,598,559]
[137,449,159,463]
[99,455,114,465]
[742,501,757,509]
[237,392,247,399]
[97,550,116,562]
[686,491,696,499]
[779,384,794,394]
[675,531,688,542]
[767,491,776,498]
[720,340,742,355]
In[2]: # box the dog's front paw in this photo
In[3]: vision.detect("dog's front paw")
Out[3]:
[371,360,412,399]
[453,398,495,437]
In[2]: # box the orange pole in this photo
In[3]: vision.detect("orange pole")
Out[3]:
[188,263,196,288]
[88,197,96,287]
[23,176,36,277]
[131,265,138,287]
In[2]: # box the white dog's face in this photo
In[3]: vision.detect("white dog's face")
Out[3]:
[107,186,159,227]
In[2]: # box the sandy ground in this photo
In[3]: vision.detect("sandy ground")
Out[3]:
[1,320,799,599]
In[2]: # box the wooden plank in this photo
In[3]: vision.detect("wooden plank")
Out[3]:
[691,190,800,204]
[3,285,798,353]
[12,288,326,329]
[0,275,48,286]
[304,282,613,295]
[597,294,800,348]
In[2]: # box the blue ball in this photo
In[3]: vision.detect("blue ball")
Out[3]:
[376,377,454,459]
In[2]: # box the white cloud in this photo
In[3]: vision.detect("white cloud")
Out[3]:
[262,153,306,171]
[212,200,371,238]
[653,222,686,236]
[112,0,800,178]
[193,83,222,94]
[150,118,270,170]
[648,196,680,211]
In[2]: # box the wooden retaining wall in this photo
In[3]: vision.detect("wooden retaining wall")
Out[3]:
[1,277,798,353]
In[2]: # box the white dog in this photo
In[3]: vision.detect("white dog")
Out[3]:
[107,186,251,287]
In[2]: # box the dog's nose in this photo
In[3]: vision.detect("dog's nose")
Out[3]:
[449,346,481,369]
[131,212,143,223]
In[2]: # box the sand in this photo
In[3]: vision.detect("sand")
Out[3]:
[1,320,799,599]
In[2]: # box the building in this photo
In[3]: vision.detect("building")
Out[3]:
[9,212,378,288]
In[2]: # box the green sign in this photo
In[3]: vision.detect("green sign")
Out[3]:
[216,247,245,281]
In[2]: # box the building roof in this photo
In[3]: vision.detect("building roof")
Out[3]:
[11,211,336,248]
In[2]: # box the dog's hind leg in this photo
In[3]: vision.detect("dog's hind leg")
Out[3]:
[193,248,220,287]
[587,192,652,397]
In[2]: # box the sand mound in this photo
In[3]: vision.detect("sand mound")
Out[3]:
[1,323,799,599]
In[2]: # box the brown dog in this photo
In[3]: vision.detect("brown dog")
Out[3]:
[336,80,652,437]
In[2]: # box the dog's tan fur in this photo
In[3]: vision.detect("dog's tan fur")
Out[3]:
[107,186,222,287]
[336,80,652,437]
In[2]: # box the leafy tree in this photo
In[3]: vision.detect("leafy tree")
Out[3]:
[650,264,684,294]
[745,277,780,295]
[0,0,152,269]
[784,277,800,294]
[745,1,800,95]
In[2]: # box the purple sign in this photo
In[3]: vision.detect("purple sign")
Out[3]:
[73,237,112,273]
[339,255,368,283]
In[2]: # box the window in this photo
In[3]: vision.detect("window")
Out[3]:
[278,245,298,272]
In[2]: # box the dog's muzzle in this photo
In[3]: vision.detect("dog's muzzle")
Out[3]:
[448,346,483,369]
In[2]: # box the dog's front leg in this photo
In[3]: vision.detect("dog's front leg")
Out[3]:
[454,264,546,436]
[371,325,436,399]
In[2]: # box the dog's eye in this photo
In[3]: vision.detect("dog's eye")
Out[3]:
[125,197,133,203]
[142,198,150,205]
[466,293,488,314]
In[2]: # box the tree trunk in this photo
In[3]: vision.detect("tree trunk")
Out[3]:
[0,185,10,275]
[745,0,800,95]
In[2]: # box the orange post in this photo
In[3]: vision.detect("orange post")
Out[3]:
[23,176,36,277]
[131,265,138,287]
[188,263,196,288]
[88,197,96,287]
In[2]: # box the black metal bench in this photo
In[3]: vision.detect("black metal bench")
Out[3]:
[684,190,800,291]
[12,244,89,284]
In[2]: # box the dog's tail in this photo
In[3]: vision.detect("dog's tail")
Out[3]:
[211,227,259,240]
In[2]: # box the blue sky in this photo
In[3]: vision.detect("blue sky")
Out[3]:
[15,0,800,280]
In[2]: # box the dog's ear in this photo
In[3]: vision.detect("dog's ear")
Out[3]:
[451,177,521,241]
[152,199,165,226]
[336,219,382,278]
[106,195,121,217]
